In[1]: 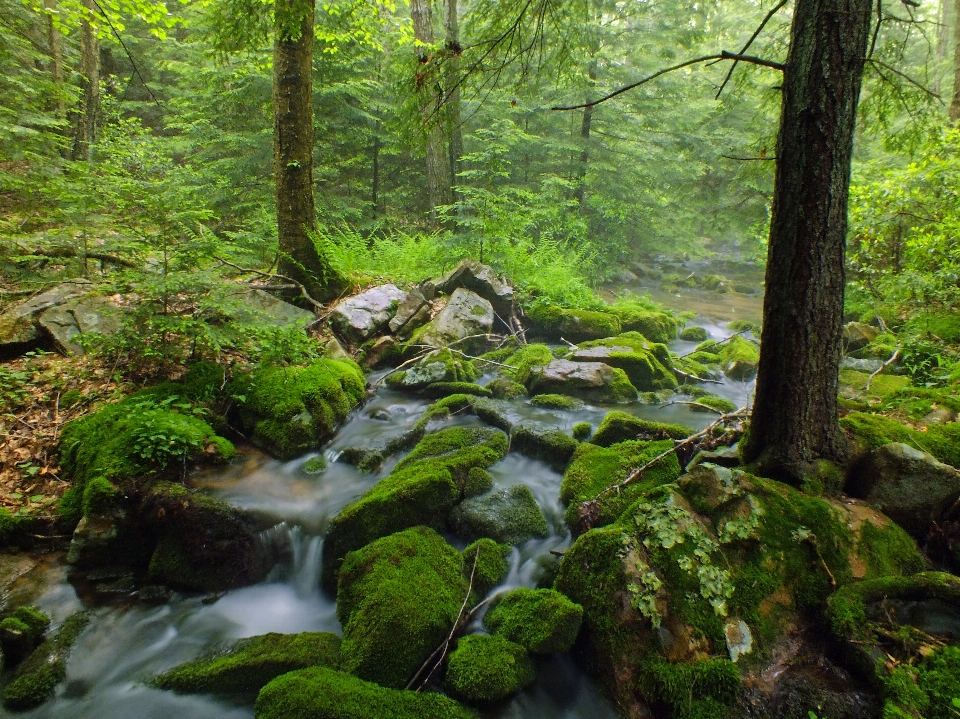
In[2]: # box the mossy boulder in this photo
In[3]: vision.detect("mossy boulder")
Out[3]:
[525,305,621,343]
[590,410,692,447]
[3,611,91,711]
[680,326,710,342]
[838,368,910,400]
[335,527,468,689]
[530,393,584,410]
[153,632,341,697]
[609,303,679,343]
[718,336,759,381]
[561,439,681,531]
[528,360,638,404]
[487,379,527,399]
[841,411,960,468]
[444,634,535,704]
[688,394,737,414]
[255,666,477,719]
[500,344,554,385]
[386,348,480,392]
[0,606,50,666]
[510,422,579,470]
[484,588,583,653]
[142,482,271,592]
[905,312,960,344]
[422,382,491,399]
[462,538,510,595]
[233,358,365,460]
[571,333,677,392]
[450,485,550,546]
[322,427,508,589]
[828,573,960,718]
[554,464,926,716]
[572,422,592,441]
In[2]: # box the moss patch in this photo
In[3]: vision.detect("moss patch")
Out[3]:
[462,538,510,595]
[841,411,960,467]
[717,336,759,381]
[444,634,535,704]
[609,302,679,343]
[450,485,550,546]
[484,588,583,653]
[530,393,584,410]
[576,333,677,392]
[680,326,709,342]
[501,344,554,385]
[422,382,492,399]
[153,632,340,697]
[526,305,621,343]
[255,666,477,719]
[486,379,527,400]
[590,410,692,447]
[335,527,467,689]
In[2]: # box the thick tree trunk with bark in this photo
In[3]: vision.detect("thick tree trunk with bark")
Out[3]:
[574,62,597,207]
[742,0,872,483]
[45,0,64,119]
[411,0,453,223]
[273,0,341,301]
[951,0,960,121]
[72,0,99,161]
[443,0,463,190]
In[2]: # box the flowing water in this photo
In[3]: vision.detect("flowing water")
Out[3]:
[3,298,764,719]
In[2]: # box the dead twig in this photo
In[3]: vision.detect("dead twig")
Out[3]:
[674,368,723,385]
[214,257,325,311]
[659,400,725,415]
[863,348,901,393]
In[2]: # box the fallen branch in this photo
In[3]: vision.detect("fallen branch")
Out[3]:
[559,337,579,350]
[673,368,723,385]
[373,349,433,386]
[214,256,325,311]
[659,400,725,415]
[678,329,750,359]
[19,245,138,269]
[863,347,901,393]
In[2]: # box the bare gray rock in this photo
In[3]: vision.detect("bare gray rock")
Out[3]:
[434,259,515,319]
[330,284,407,344]
[0,279,93,353]
[412,288,493,352]
[38,295,123,354]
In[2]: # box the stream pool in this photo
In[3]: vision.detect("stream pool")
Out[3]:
[4,312,760,719]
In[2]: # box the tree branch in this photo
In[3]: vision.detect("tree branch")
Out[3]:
[19,245,138,268]
[552,52,783,111]
[214,257,325,310]
[715,0,789,99]
[866,58,943,103]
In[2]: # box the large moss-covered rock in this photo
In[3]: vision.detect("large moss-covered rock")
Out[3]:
[609,303,679,343]
[336,527,468,689]
[234,358,365,460]
[528,360,637,403]
[718,336,759,381]
[525,305,621,343]
[2,611,91,711]
[484,588,583,653]
[385,348,480,392]
[255,666,477,719]
[589,410,691,447]
[572,333,677,392]
[680,326,709,342]
[322,427,508,590]
[444,634,535,703]
[510,422,578,470]
[841,411,960,468]
[0,606,50,666]
[500,344,554,385]
[450,485,550,546]
[560,439,681,531]
[153,632,340,697]
[847,442,960,539]
[462,538,510,595]
[554,464,926,717]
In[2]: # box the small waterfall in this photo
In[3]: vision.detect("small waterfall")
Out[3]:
[256,522,324,597]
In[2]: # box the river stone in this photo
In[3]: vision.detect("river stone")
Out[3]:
[330,284,406,344]
[847,442,960,539]
[37,295,122,354]
[411,288,494,352]
[229,289,316,327]
[528,359,636,403]
[324,337,353,361]
[362,335,399,369]
[843,322,880,353]
[450,485,549,546]
[0,279,93,353]
[388,286,432,336]
[434,259,515,318]
[510,422,578,470]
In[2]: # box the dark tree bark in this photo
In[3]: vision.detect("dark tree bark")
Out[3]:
[443,0,463,190]
[574,62,597,207]
[411,0,453,223]
[273,0,342,301]
[45,0,64,119]
[742,0,872,483]
[951,0,960,121]
[72,0,99,161]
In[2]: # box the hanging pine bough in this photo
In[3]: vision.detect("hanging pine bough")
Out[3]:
[576,408,749,533]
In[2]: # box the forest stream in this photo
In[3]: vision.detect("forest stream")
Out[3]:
[1,288,763,719]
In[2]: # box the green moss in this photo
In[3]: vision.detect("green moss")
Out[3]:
[335,527,467,689]
[3,611,91,711]
[451,484,550,546]
[530,393,584,410]
[303,455,327,474]
[462,538,510,595]
[526,305,622,342]
[463,467,495,498]
[688,394,737,414]
[416,394,478,431]
[12,606,50,637]
[572,422,592,441]
[444,634,535,703]
[0,508,34,546]
[560,440,680,530]
[838,369,911,398]
[233,358,365,459]
[577,334,677,392]
[323,426,509,589]
[858,520,927,578]
[590,411,692,446]
[81,476,119,516]
[60,389,83,408]
[637,657,741,718]
[484,588,583,653]
[422,382,492,399]
[905,313,960,344]
[717,336,759,381]
[153,632,340,697]
[726,320,760,333]
[510,423,579,469]
[679,326,709,342]
[850,332,898,360]
[686,350,721,366]
[502,344,554,385]
[609,302,679,343]
[486,379,527,400]
[886,386,960,421]
[255,666,477,719]
[840,411,960,467]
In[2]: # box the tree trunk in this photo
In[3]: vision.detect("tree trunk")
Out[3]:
[574,62,597,208]
[411,0,453,224]
[443,0,463,192]
[45,0,64,119]
[742,0,872,483]
[951,0,960,121]
[72,0,99,161]
[273,0,341,301]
